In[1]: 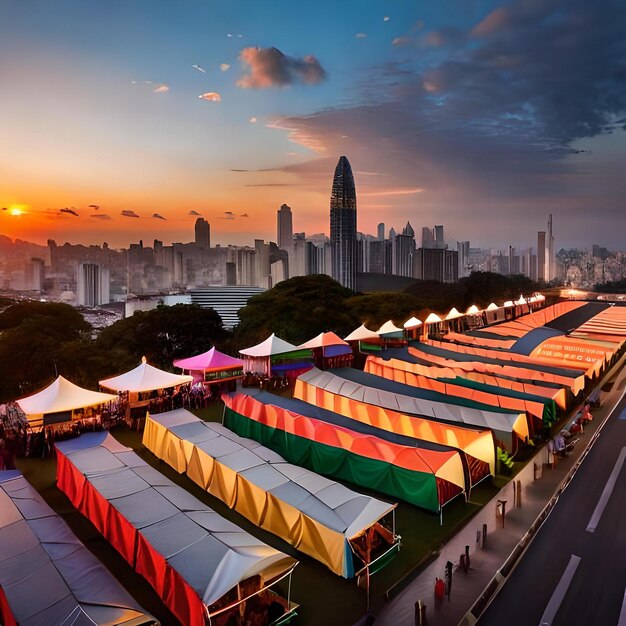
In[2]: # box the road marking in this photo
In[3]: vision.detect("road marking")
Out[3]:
[586,447,626,533]
[619,589,626,626]
[539,554,581,626]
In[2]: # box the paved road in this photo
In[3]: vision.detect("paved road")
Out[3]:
[479,390,626,626]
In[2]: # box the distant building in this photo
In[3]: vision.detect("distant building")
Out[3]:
[537,231,546,282]
[194,218,210,249]
[329,156,357,290]
[457,241,470,277]
[77,262,110,306]
[277,204,293,252]
[414,248,458,283]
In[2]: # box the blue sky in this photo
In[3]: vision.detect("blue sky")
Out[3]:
[1,0,625,250]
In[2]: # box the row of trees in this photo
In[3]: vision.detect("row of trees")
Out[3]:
[0,272,540,402]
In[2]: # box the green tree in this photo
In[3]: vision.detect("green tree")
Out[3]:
[97,304,228,370]
[233,275,359,348]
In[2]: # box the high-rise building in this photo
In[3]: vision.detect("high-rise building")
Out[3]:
[457,241,470,277]
[421,227,434,248]
[537,231,546,282]
[547,214,554,281]
[377,223,385,241]
[277,204,293,251]
[434,225,445,248]
[194,218,210,249]
[414,248,458,283]
[329,156,357,290]
[77,262,110,306]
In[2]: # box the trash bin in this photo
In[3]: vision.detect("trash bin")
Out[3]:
[534,462,542,480]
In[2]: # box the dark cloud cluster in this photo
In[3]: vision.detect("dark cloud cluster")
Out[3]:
[271,0,626,220]
[121,210,139,218]
[60,207,79,216]
[152,213,166,220]
[237,47,326,88]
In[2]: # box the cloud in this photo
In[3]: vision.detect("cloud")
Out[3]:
[121,210,139,218]
[188,210,201,216]
[199,92,222,102]
[224,211,234,215]
[392,36,412,47]
[153,84,169,93]
[355,33,367,39]
[227,33,233,38]
[220,63,231,72]
[249,116,258,123]
[265,0,626,237]
[152,213,166,220]
[88,204,100,210]
[60,207,79,216]
[1,207,7,211]
[240,213,249,217]
[91,213,112,220]
[383,16,390,22]
[237,47,326,88]
[192,64,206,73]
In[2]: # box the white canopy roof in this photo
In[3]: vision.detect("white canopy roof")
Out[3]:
[424,313,443,324]
[445,307,464,320]
[403,316,422,329]
[486,302,499,311]
[239,333,299,357]
[99,358,193,393]
[503,300,515,307]
[466,304,481,315]
[16,376,118,416]
[56,432,296,609]
[0,471,155,626]
[515,296,527,305]
[344,324,380,342]
[377,320,404,335]
[147,410,395,541]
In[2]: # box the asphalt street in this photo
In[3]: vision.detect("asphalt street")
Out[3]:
[479,388,626,626]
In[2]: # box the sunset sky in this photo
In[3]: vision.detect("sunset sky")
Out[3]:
[1,0,625,250]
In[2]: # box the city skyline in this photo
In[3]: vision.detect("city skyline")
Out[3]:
[1,0,625,250]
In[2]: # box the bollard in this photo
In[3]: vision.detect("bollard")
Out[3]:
[482,523,487,548]
[415,600,427,626]
[465,545,471,570]
[516,480,522,508]
[445,561,453,600]
[497,499,507,528]
[460,554,466,572]
[534,461,542,480]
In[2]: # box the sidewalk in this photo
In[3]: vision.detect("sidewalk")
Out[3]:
[373,364,626,626]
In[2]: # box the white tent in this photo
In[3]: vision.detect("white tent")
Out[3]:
[377,320,404,335]
[424,313,442,324]
[99,357,193,393]
[56,432,297,626]
[344,324,380,342]
[486,302,500,311]
[466,305,481,315]
[0,471,156,626]
[239,333,298,357]
[445,308,464,321]
[16,376,118,428]
[403,317,422,329]
[144,409,398,578]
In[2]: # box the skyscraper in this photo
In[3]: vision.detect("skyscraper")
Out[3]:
[277,204,293,251]
[547,214,554,281]
[194,218,210,249]
[537,231,546,282]
[330,156,357,290]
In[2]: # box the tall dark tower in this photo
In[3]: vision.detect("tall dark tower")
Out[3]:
[330,156,357,290]
[194,218,210,249]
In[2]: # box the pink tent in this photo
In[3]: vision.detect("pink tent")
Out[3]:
[173,347,244,383]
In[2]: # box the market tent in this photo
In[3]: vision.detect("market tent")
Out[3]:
[223,393,466,514]
[55,432,297,626]
[240,334,312,376]
[403,317,422,329]
[296,367,529,452]
[299,331,350,351]
[344,325,380,342]
[16,376,118,429]
[406,344,582,399]
[143,409,399,578]
[298,332,352,369]
[263,387,494,485]
[100,357,193,393]
[377,321,404,339]
[443,331,516,350]
[174,347,243,373]
[367,354,568,410]
[0,471,156,626]
[364,356,557,426]
[413,342,588,394]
